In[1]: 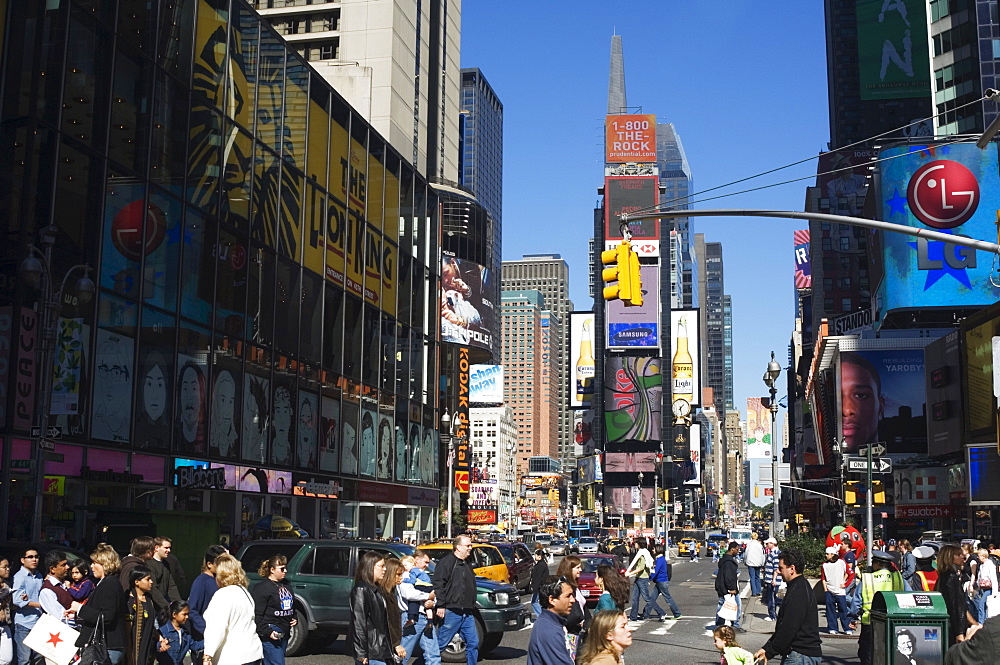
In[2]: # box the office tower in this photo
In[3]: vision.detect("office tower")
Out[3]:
[608,34,626,114]
[657,123,697,309]
[694,236,731,410]
[460,68,503,227]
[501,256,574,469]
[0,1,443,543]
[725,410,744,497]
[470,405,518,532]
[254,0,461,181]
[501,290,559,476]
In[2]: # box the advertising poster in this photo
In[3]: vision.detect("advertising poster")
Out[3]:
[175,355,208,456]
[817,149,877,218]
[604,452,659,473]
[359,408,378,478]
[877,143,1000,312]
[669,309,700,405]
[605,114,657,163]
[297,391,318,471]
[856,0,930,100]
[241,374,269,465]
[893,467,944,505]
[746,397,773,459]
[469,364,503,404]
[569,312,596,409]
[91,328,135,444]
[888,625,942,665]
[576,456,599,484]
[685,423,702,486]
[604,176,659,240]
[607,266,659,349]
[605,486,655,514]
[319,395,340,473]
[793,229,811,289]
[376,412,393,481]
[441,256,496,352]
[270,383,295,467]
[468,483,498,509]
[969,446,1000,505]
[50,318,85,416]
[573,408,596,456]
[962,312,1000,441]
[209,368,241,459]
[837,348,928,456]
[603,357,662,443]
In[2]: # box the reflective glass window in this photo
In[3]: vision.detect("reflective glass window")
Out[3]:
[252,143,280,249]
[100,175,145,301]
[175,322,211,457]
[247,246,276,345]
[360,304,380,387]
[216,225,249,338]
[231,2,259,132]
[156,0,196,81]
[143,187,183,313]
[221,123,253,231]
[179,207,216,325]
[283,57,308,168]
[257,27,285,153]
[300,270,323,364]
[107,45,151,174]
[150,73,190,186]
[274,258,301,357]
[63,12,111,151]
[322,284,344,374]
[342,294,362,381]
[209,332,242,461]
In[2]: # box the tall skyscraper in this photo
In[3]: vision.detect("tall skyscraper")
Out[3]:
[657,123,696,309]
[694,236,731,411]
[501,256,574,468]
[254,0,461,181]
[500,290,559,476]
[459,68,503,225]
[608,35,626,114]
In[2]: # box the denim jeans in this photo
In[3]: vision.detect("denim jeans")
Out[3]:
[764,583,780,619]
[531,593,542,618]
[781,651,822,665]
[401,613,440,665]
[437,610,478,665]
[108,649,124,665]
[715,594,741,629]
[14,623,41,665]
[628,578,652,621]
[357,661,387,665]
[644,581,680,618]
[261,635,288,665]
[748,566,762,596]
[824,591,850,633]
[847,582,861,622]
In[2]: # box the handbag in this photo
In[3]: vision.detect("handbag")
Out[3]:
[78,614,112,665]
[23,613,81,665]
[718,593,739,622]
[986,592,1000,619]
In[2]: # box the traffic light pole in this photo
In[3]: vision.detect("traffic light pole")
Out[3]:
[866,442,873,569]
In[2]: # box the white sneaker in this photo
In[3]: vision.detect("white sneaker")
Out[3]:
[763,617,774,622]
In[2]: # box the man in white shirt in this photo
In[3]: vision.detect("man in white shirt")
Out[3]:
[822,546,851,635]
[744,533,767,597]
[39,552,82,626]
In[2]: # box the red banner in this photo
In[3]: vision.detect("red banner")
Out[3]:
[467,509,497,525]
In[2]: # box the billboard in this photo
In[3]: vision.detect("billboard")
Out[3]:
[521,474,561,490]
[856,0,930,100]
[605,114,657,163]
[469,364,503,404]
[605,486,655,513]
[569,312,596,409]
[876,143,1000,312]
[607,266,659,349]
[746,398,773,459]
[604,176,659,241]
[817,149,876,218]
[573,408,597,456]
[837,348,927,456]
[794,229,811,289]
[604,356,663,443]
[685,423,701,486]
[893,467,945,505]
[604,452,659,473]
[969,445,1000,505]
[962,310,1000,443]
[669,309,701,406]
[576,455,601,484]
[468,483,498,509]
[441,256,496,352]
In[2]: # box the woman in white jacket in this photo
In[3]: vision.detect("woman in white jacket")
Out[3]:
[202,555,263,665]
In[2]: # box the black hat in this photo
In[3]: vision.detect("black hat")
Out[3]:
[872,551,897,567]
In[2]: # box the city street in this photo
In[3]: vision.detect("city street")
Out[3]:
[286,556,862,665]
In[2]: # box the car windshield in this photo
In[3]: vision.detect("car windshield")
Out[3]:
[494,546,514,565]
[239,543,307,575]
[579,538,597,544]
[423,548,451,561]
[579,557,615,573]
[552,540,567,546]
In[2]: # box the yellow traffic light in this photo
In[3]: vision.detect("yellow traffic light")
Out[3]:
[872,480,886,505]
[845,481,859,505]
[601,241,633,301]
[625,245,642,306]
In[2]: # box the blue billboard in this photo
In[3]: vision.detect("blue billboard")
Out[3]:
[877,143,1000,311]
[606,265,659,349]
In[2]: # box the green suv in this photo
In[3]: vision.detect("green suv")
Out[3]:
[237,539,530,661]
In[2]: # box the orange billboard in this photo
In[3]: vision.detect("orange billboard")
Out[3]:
[605,114,657,163]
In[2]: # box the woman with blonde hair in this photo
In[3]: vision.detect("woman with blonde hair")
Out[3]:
[376,558,405,662]
[577,611,632,665]
[202,555,262,665]
[76,545,128,664]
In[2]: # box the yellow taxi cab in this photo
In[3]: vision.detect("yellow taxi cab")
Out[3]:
[419,541,511,584]
[677,537,700,556]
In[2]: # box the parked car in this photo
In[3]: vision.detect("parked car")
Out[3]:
[576,554,620,607]
[490,542,533,592]
[574,537,599,555]
[236,539,530,661]
[420,541,511,584]
[706,534,729,557]
[547,539,569,556]
[677,537,699,556]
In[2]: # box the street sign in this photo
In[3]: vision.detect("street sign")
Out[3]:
[30,426,62,439]
[38,439,55,451]
[846,457,892,474]
[42,452,64,463]
[857,442,887,457]
[11,460,32,470]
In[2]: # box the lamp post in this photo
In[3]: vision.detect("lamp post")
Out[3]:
[441,412,455,539]
[637,470,644,535]
[762,351,782,540]
[19,225,94,541]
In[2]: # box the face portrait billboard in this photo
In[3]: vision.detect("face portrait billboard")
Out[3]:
[91,328,134,444]
[603,356,662,443]
[837,349,927,456]
[135,348,172,450]
[340,400,360,475]
[604,453,659,473]
[889,625,943,665]
[297,391,318,470]
[319,395,340,473]
[440,256,495,352]
[270,384,295,467]
[242,374,269,464]
[376,412,393,481]
[209,369,240,459]
[746,397,772,459]
[605,487,655,514]
[359,408,377,478]
[176,356,207,455]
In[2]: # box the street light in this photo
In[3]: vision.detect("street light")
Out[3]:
[762,351,782,540]
[19,226,94,540]
[441,412,455,539]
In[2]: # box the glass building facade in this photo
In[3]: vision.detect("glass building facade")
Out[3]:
[0,0,442,546]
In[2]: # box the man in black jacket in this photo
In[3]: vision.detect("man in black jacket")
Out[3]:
[529,548,549,617]
[434,535,479,665]
[715,542,744,632]
[755,549,822,665]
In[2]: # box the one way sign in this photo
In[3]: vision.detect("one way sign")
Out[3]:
[846,457,892,474]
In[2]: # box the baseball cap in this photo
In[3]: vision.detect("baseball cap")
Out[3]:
[825,546,839,555]
[765,537,777,545]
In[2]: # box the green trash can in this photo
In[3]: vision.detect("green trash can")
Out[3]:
[870,591,950,665]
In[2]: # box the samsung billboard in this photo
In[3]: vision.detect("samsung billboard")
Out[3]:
[606,266,659,350]
[876,143,1000,313]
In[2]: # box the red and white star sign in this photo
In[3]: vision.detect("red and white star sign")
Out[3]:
[46,632,63,647]
[907,160,980,229]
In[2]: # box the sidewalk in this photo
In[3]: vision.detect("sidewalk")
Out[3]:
[739,579,859,642]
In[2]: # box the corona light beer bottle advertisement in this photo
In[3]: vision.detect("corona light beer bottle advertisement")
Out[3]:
[670,309,701,406]
[569,312,596,409]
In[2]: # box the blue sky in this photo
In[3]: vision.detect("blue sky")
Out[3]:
[461,1,829,419]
